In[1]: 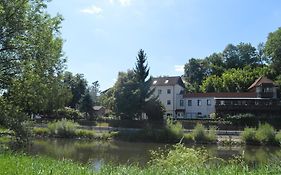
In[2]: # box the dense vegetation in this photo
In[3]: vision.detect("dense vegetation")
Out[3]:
[184,35,281,93]
[1,144,281,175]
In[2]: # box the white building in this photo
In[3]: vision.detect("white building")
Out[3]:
[152,76,281,119]
[151,76,185,118]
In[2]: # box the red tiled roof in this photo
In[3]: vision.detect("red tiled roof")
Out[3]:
[184,92,256,98]
[248,76,276,90]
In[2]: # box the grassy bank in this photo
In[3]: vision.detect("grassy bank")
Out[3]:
[33,119,117,140]
[33,119,217,144]
[1,144,281,175]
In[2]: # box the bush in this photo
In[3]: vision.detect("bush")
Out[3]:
[47,119,79,138]
[275,131,281,144]
[164,118,184,141]
[226,113,257,127]
[55,107,83,120]
[192,123,212,143]
[33,127,49,136]
[75,129,97,138]
[255,123,276,144]
[241,127,257,144]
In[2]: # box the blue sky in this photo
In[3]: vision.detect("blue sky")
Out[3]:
[47,0,281,91]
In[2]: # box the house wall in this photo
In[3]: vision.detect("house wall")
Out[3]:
[185,97,215,118]
[152,85,174,116]
[152,84,185,118]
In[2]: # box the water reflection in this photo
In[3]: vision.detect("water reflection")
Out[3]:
[25,138,281,167]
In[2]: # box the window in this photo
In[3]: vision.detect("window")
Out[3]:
[188,100,192,106]
[180,100,184,107]
[197,100,202,106]
[158,89,162,95]
[167,89,171,94]
[207,99,211,106]
[167,100,171,105]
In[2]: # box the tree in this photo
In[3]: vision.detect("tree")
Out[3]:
[144,97,165,121]
[205,53,225,76]
[184,58,208,92]
[79,90,94,119]
[0,0,67,142]
[200,66,270,92]
[133,49,154,115]
[113,70,139,120]
[89,81,100,104]
[63,72,88,109]
[265,27,281,75]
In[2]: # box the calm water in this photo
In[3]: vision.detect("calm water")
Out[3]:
[24,138,281,168]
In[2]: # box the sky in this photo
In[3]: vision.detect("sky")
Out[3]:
[47,0,281,91]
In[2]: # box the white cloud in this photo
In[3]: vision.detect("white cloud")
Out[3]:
[174,65,184,73]
[80,5,103,15]
[109,0,132,7]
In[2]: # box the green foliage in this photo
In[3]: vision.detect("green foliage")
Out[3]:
[63,72,88,109]
[164,118,184,141]
[226,113,257,126]
[47,119,79,138]
[265,27,281,74]
[192,123,213,142]
[2,146,281,175]
[113,70,140,119]
[275,131,281,144]
[143,97,165,121]
[255,123,276,144]
[0,153,93,175]
[241,124,276,145]
[75,129,96,138]
[201,66,270,92]
[55,107,83,120]
[0,98,31,144]
[241,127,257,144]
[33,127,49,136]
[79,91,94,119]
[184,58,208,92]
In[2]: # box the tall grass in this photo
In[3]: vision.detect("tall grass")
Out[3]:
[191,123,217,143]
[47,119,79,138]
[241,123,278,145]
[1,145,281,175]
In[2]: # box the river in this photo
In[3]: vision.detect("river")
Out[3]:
[23,138,281,168]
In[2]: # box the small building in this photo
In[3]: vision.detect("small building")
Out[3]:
[93,106,106,116]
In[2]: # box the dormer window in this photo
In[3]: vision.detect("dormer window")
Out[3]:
[165,79,169,84]
[153,80,157,85]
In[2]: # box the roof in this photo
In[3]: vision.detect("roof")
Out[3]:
[152,76,185,88]
[248,76,276,90]
[184,92,256,98]
[93,106,104,111]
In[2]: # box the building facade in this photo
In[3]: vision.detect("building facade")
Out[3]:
[152,76,281,119]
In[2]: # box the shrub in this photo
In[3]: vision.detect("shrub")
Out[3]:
[241,127,257,144]
[47,119,79,138]
[75,129,96,138]
[208,126,217,142]
[164,118,184,141]
[255,123,276,144]
[55,107,83,120]
[275,131,281,144]
[192,123,208,142]
[33,127,49,136]
[226,113,257,126]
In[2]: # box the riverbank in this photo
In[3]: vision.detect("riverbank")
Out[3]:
[1,144,281,175]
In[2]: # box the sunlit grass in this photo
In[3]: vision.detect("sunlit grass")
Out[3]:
[1,144,281,175]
